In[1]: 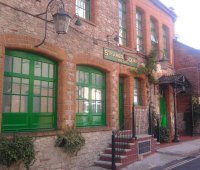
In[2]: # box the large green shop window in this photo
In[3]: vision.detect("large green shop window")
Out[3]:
[2,50,57,132]
[76,66,106,127]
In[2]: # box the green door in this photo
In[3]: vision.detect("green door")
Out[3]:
[2,50,57,132]
[119,77,124,129]
[160,86,168,128]
[76,66,106,127]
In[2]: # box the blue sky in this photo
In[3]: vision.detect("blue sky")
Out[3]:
[160,0,200,49]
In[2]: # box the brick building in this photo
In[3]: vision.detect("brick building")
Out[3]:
[174,40,200,135]
[0,0,176,169]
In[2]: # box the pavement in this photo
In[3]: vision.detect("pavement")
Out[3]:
[86,137,200,170]
[122,138,200,170]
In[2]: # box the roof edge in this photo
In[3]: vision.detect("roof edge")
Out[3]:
[150,0,177,22]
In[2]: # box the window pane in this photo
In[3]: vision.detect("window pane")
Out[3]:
[49,64,54,78]
[12,77,21,94]
[96,101,102,113]
[48,82,54,97]
[20,96,28,112]
[21,79,29,95]
[13,57,21,73]
[92,101,96,113]
[11,95,20,112]
[78,100,84,113]
[42,63,48,77]
[91,88,96,100]
[33,97,41,112]
[96,89,102,100]
[41,81,48,96]
[3,94,11,112]
[92,73,96,85]
[5,56,12,72]
[3,77,12,94]
[79,71,84,83]
[22,59,30,75]
[85,72,89,84]
[48,98,53,112]
[84,101,89,113]
[41,97,47,112]
[34,80,41,95]
[34,61,41,76]
[76,100,79,113]
[84,87,89,99]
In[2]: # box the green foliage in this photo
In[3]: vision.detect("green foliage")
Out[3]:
[160,127,170,143]
[55,127,85,156]
[130,50,158,84]
[0,135,35,169]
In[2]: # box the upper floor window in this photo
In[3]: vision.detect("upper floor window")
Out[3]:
[134,78,142,105]
[136,9,144,52]
[76,0,90,20]
[150,18,158,53]
[163,26,169,60]
[119,0,127,46]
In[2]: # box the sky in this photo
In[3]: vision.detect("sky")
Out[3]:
[160,0,200,49]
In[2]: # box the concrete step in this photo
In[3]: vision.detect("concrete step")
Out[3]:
[108,142,135,149]
[105,147,133,155]
[94,160,122,170]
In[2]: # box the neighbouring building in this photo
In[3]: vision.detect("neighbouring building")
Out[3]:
[174,40,200,136]
[0,0,177,169]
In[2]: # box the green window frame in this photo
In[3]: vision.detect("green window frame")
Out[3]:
[134,78,142,106]
[136,9,144,52]
[119,0,127,46]
[2,50,57,132]
[76,0,90,20]
[163,25,169,60]
[76,66,106,127]
[151,18,158,53]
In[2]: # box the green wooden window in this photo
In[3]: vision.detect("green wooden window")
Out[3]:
[119,0,127,46]
[76,0,90,20]
[163,25,169,60]
[134,78,142,105]
[76,66,106,127]
[136,9,144,52]
[151,18,158,53]
[2,50,57,132]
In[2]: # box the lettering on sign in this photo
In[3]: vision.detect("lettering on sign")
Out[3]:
[103,48,137,67]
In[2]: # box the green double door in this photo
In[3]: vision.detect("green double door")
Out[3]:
[119,77,124,129]
[160,86,168,128]
[2,50,57,132]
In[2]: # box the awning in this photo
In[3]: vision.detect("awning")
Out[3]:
[159,74,191,93]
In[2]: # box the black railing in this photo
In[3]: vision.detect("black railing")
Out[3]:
[111,107,136,170]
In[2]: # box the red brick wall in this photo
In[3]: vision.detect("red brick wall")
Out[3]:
[0,0,175,134]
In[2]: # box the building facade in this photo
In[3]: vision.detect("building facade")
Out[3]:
[0,0,176,169]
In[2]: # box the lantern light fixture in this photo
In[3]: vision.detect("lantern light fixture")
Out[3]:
[35,0,81,47]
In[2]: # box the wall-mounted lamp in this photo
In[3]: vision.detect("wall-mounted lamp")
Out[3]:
[35,0,81,47]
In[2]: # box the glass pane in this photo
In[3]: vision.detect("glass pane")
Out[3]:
[3,76,12,94]
[22,59,30,75]
[79,71,84,82]
[84,101,89,113]
[78,87,84,99]
[41,81,48,96]
[76,86,79,99]
[20,96,28,112]
[49,64,54,78]
[84,87,89,99]
[48,98,53,112]
[76,100,79,113]
[21,79,29,95]
[13,57,21,73]
[96,101,102,113]
[96,89,102,100]
[3,94,11,112]
[5,56,12,72]
[78,100,84,113]
[92,73,95,85]
[48,82,54,97]
[12,77,21,94]
[91,101,96,113]
[34,61,41,76]
[33,97,40,112]
[84,72,89,84]
[96,74,103,85]
[42,63,48,77]
[41,97,47,112]
[11,95,20,112]
[91,88,96,100]
[34,80,41,95]
[76,71,79,83]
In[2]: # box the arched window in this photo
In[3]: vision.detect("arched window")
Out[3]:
[76,66,106,127]
[2,50,57,132]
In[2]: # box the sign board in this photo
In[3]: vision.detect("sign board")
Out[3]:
[103,48,137,67]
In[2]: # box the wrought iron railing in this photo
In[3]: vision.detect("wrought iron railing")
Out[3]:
[111,105,136,170]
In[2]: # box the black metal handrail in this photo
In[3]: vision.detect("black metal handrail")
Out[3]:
[111,106,136,170]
